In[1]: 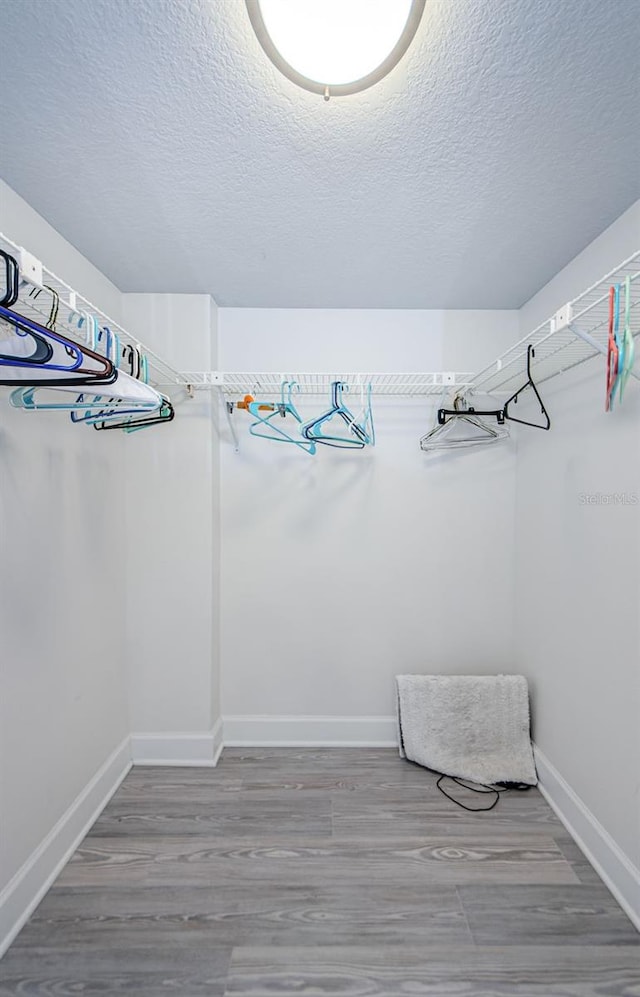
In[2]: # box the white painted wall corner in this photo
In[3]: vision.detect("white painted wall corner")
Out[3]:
[130,718,224,766]
[0,735,132,959]
[534,745,640,933]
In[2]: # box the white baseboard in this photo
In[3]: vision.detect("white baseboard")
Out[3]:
[223,714,398,747]
[534,744,640,932]
[131,717,224,766]
[0,735,132,959]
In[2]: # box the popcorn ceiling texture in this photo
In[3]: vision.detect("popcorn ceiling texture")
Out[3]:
[0,0,638,308]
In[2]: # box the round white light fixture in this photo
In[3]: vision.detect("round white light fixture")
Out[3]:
[245,0,426,99]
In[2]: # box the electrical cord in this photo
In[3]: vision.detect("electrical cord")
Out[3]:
[436,773,532,812]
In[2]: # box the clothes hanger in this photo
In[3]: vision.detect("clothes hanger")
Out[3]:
[350,381,375,446]
[92,396,175,432]
[607,283,624,408]
[96,326,123,371]
[606,285,619,412]
[10,382,159,417]
[421,394,508,451]
[619,275,635,402]
[0,250,20,307]
[437,346,550,431]
[69,389,160,425]
[0,257,54,364]
[502,345,551,430]
[122,343,142,379]
[0,305,116,385]
[138,348,149,384]
[247,381,316,454]
[613,282,624,403]
[437,402,506,426]
[301,380,372,449]
[0,308,54,365]
[67,345,162,419]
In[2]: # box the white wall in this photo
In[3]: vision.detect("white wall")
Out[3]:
[0,182,129,943]
[519,200,640,332]
[219,309,519,738]
[514,201,640,873]
[122,294,221,757]
[0,183,222,953]
[0,178,122,321]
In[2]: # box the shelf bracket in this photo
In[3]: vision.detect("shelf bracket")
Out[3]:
[567,320,606,358]
[569,321,640,383]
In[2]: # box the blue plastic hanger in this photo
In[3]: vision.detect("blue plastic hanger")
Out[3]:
[247,381,316,454]
[301,381,374,449]
[0,305,115,385]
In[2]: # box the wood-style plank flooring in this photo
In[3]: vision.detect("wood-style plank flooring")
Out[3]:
[1,748,638,995]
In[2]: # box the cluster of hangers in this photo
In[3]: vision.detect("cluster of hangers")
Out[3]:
[421,345,550,452]
[0,249,174,432]
[230,360,550,456]
[606,277,635,412]
[234,380,375,454]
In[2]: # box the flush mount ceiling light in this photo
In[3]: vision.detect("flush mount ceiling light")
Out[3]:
[245,0,426,100]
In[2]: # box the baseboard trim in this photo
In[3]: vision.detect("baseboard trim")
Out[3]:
[0,734,132,959]
[534,744,640,932]
[223,714,398,747]
[131,718,224,766]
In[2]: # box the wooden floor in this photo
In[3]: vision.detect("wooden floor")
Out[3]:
[1,748,638,995]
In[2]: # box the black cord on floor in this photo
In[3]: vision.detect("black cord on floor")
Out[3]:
[436,773,533,811]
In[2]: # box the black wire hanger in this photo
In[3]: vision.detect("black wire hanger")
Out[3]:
[437,345,550,431]
[502,345,551,430]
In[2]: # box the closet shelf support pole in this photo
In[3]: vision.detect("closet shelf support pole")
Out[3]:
[568,321,608,359]
[569,322,640,381]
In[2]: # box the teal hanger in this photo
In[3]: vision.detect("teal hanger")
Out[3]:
[94,396,175,433]
[247,381,316,454]
[610,284,624,407]
[302,381,374,449]
[70,399,160,425]
[10,386,113,412]
[104,327,121,369]
[619,276,635,402]
[10,385,158,423]
[357,382,375,446]
[85,314,99,351]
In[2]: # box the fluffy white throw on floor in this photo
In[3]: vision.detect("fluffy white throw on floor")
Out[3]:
[396,674,537,786]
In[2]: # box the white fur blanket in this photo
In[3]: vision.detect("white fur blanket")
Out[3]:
[396,674,537,785]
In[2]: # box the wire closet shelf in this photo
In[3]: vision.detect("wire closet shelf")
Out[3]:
[0,232,186,390]
[181,371,476,397]
[469,250,640,398]
[2,231,638,408]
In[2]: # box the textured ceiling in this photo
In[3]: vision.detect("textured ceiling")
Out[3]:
[0,0,639,308]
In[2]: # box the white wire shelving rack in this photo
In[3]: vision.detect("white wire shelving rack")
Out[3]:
[179,372,476,453]
[2,231,638,447]
[0,233,187,391]
[180,371,475,396]
[469,250,640,397]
